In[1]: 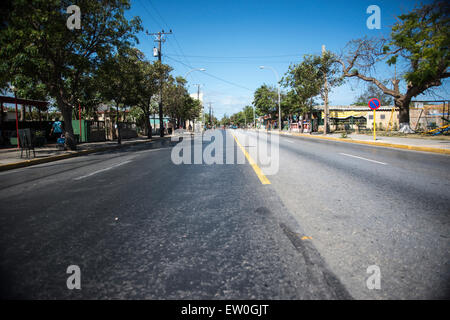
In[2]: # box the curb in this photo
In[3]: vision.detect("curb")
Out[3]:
[263,130,450,155]
[0,139,156,172]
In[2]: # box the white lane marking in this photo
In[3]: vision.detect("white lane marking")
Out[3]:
[135,148,166,154]
[339,153,387,165]
[285,140,294,143]
[74,160,132,180]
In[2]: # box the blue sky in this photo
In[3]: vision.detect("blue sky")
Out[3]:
[127,0,448,118]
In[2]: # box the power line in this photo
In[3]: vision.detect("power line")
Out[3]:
[163,60,295,64]
[146,0,196,81]
[163,53,303,59]
[137,0,163,30]
[165,55,253,92]
[137,0,193,78]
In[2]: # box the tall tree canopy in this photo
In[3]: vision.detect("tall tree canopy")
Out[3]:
[0,0,142,148]
[253,84,279,120]
[337,1,449,132]
[282,52,342,121]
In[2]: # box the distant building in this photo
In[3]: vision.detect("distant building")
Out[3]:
[315,103,448,131]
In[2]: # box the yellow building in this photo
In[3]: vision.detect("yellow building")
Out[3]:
[315,103,448,132]
[316,105,398,131]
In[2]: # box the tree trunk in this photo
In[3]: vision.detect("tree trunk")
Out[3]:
[60,105,77,150]
[396,97,414,133]
[116,104,121,144]
[145,111,152,139]
[20,104,25,121]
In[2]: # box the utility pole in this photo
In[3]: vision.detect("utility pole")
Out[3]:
[194,84,201,101]
[322,45,329,135]
[208,102,212,128]
[148,29,172,137]
[194,84,201,132]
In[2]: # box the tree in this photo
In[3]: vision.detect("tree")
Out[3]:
[10,75,49,121]
[220,114,231,126]
[184,96,202,128]
[0,0,142,149]
[353,83,393,106]
[97,47,142,144]
[204,110,219,127]
[242,105,254,127]
[337,1,449,133]
[253,84,278,119]
[135,60,172,138]
[282,52,342,127]
[163,76,200,129]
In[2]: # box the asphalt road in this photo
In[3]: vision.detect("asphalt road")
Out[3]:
[234,129,450,299]
[0,133,350,299]
[0,130,448,299]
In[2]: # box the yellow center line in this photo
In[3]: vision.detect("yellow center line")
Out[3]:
[232,133,271,185]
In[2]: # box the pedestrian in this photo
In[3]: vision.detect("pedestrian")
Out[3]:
[50,118,63,141]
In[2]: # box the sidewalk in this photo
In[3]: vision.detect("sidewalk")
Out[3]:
[0,136,166,171]
[257,129,450,154]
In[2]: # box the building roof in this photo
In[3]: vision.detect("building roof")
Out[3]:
[314,105,396,111]
[0,95,48,108]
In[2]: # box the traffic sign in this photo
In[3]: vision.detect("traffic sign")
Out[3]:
[368,98,381,141]
[368,98,381,110]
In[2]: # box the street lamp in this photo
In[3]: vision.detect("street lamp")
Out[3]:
[184,68,206,131]
[9,85,20,148]
[184,68,206,79]
[259,66,281,131]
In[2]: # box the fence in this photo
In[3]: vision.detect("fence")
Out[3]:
[0,120,109,146]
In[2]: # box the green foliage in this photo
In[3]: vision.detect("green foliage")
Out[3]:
[253,84,278,119]
[281,51,342,116]
[226,105,255,127]
[0,0,142,148]
[220,114,231,126]
[97,47,143,113]
[389,1,449,87]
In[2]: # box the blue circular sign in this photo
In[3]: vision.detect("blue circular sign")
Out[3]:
[368,98,381,110]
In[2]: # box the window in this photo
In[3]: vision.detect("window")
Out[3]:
[369,115,373,120]
[380,114,385,119]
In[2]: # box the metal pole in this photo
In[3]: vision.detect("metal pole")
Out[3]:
[373,109,376,141]
[322,45,329,135]
[158,32,164,137]
[78,102,82,143]
[277,86,281,131]
[14,92,20,148]
[184,69,205,132]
